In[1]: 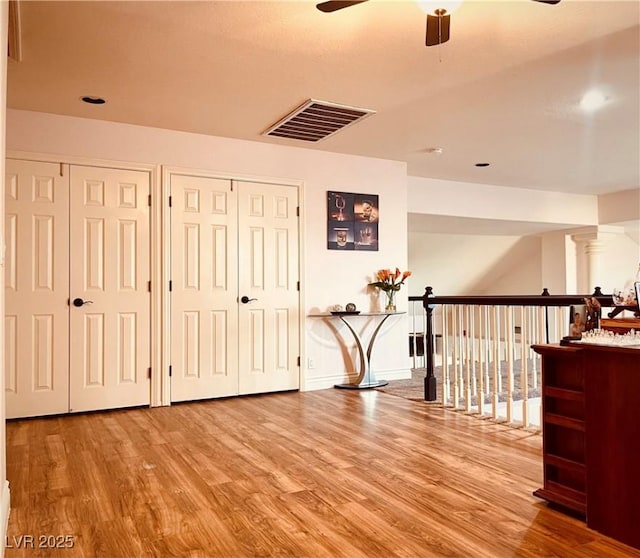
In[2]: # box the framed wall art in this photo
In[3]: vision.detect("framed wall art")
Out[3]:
[327,191,378,251]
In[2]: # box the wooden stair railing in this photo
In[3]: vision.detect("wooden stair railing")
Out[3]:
[408,287,620,405]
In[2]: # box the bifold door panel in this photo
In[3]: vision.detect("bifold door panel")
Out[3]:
[170,175,300,402]
[170,176,240,401]
[68,166,151,413]
[5,160,70,418]
[236,180,300,395]
[5,160,151,418]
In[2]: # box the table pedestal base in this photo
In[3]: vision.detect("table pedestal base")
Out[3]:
[334,380,389,390]
[309,311,404,391]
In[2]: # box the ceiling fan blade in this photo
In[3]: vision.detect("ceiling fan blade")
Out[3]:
[531,0,561,4]
[425,14,450,47]
[316,1,368,13]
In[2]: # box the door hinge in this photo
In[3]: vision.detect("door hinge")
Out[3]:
[169,365,172,377]
[169,196,173,207]
[297,281,300,291]
[296,206,300,217]
[148,367,152,379]
[148,194,152,207]
[169,280,173,292]
[148,281,151,292]
[60,162,64,177]
[297,356,301,367]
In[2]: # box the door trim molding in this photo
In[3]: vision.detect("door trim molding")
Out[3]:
[162,164,304,188]
[7,150,157,174]
[159,166,173,406]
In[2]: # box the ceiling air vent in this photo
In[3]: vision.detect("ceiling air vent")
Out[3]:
[263,99,375,143]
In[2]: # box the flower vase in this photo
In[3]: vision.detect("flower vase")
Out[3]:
[385,291,396,312]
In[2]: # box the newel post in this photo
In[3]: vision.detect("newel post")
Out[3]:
[541,287,550,344]
[423,286,437,401]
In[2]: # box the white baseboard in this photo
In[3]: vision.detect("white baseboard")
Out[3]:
[1,480,10,558]
[303,368,411,391]
[381,368,412,381]
[303,374,342,392]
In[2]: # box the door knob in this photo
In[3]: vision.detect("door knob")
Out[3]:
[72,298,94,307]
[240,296,258,304]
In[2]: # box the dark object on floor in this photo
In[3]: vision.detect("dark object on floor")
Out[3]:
[409,333,424,357]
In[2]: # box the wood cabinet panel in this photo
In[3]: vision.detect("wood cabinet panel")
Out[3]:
[533,343,640,551]
[585,349,640,550]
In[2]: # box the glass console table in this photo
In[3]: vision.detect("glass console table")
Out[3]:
[310,312,405,389]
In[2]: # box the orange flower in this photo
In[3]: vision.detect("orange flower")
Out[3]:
[368,267,411,293]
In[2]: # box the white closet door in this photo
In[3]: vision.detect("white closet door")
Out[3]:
[170,175,239,402]
[237,181,300,395]
[69,166,151,412]
[5,160,69,418]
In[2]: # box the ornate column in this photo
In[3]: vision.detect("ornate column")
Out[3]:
[572,230,600,293]
[571,226,624,294]
[584,237,605,292]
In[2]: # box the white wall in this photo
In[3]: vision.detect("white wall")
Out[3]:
[408,176,599,226]
[408,232,542,296]
[7,109,410,390]
[592,231,640,293]
[407,177,638,298]
[540,231,575,294]
[539,227,640,296]
[599,188,640,224]
[408,225,639,300]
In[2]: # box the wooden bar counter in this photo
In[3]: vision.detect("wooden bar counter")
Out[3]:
[532,342,640,550]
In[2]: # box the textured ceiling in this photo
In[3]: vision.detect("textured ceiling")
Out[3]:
[7,0,640,196]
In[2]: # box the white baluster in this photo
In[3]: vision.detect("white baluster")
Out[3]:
[520,306,529,428]
[491,305,500,420]
[506,306,514,424]
[531,306,539,390]
[441,305,450,405]
[458,305,465,408]
[484,306,491,403]
[464,305,472,412]
[478,306,487,417]
[452,305,460,409]
[470,306,477,400]
[497,307,503,393]
[554,307,562,343]
[410,302,418,369]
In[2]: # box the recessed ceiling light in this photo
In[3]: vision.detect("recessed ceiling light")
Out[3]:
[81,96,106,105]
[580,89,607,112]
[425,147,444,155]
[417,1,463,15]
[475,162,490,167]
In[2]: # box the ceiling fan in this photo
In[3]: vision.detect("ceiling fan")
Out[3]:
[316,0,561,47]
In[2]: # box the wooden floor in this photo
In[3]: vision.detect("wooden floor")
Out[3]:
[6,389,640,558]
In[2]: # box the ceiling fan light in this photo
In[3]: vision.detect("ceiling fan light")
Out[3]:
[417,0,463,16]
